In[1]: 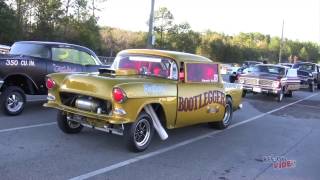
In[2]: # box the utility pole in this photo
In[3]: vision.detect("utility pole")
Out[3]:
[279,20,284,63]
[147,0,155,49]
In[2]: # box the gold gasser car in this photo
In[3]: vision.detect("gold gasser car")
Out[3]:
[44,49,243,152]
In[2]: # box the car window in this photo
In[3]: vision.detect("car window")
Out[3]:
[186,63,219,83]
[52,48,81,64]
[79,51,97,65]
[253,65,286,75]
[10,43,50,59]
[114,55,178,80]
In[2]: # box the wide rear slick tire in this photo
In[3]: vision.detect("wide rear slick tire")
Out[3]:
[57,111,83,134]
[124,112,154,152]
[210,97,233,130]
[1,86,26,116]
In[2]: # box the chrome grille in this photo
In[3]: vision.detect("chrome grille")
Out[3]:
[244,78,259,85]
[259,79,273,86]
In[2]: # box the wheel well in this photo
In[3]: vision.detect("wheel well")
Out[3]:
[2,75,37,95]
[143,103,167,128]
[226,95,232,101]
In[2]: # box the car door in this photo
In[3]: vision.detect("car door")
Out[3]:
[47,47,83,74]
[175,62,226,128]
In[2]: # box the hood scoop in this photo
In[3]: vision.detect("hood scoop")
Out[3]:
[99,68,138,76]
[99,68,115,75]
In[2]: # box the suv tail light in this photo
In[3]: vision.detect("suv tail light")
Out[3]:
[46,78,56,89]
[113,87,127,103]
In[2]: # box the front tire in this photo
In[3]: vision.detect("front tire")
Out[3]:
[309,83,315,92]
[242,90,247,98]
[124,112,154,152]
[1,86,26,115]
[210,97,233,129]
[57,111,83,134]
[277,89,284,102]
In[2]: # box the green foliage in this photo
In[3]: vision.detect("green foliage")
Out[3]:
[0,0,18,44]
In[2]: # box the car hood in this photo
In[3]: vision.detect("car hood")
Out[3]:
[240,72,283,81]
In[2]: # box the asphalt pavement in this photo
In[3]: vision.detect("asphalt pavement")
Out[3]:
[0,88,319,180]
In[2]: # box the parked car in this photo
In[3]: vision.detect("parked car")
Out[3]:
[0,44,10,54]
[238,64,301,102]
[44,49,244,152]
[220,64,232,75]
[292,62,320,92]
[0,41,106,115]
[279,63,293,68]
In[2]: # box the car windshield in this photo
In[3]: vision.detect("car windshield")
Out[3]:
[10,43,50,59]
[293,64,314,71]
[253,65,286,75]
[111,55,178,80]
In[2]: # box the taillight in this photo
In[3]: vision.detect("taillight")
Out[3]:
[46,78,55,89]
[113,87,127,103]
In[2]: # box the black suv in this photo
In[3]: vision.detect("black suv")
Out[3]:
[0,41,107,115]
[293,62,320,92]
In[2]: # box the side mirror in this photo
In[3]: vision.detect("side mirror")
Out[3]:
[179,72,185,81]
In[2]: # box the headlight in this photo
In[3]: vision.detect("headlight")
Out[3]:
[309,73,313,77]
[239,78,245,84]
[272,81,280,88]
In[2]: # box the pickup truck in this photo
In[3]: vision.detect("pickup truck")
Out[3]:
[0,41,106,115]
[44,49,243,152]
[293,62,320,92]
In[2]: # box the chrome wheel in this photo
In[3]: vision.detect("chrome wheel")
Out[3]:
[134,118,151,147]
[67,120,81,129]
[6,93,23,113]
[222,104,232,126]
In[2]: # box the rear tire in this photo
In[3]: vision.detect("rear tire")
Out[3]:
[57,111,83,134]
[1,86,26,116]
[209,97,233,129]
[124,112,154,152]
[285,90,293,98]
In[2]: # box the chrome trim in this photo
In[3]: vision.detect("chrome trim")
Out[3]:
[47,94,56,101]
[0,80,4,89]
[67,115,124,136]
[113,108,127,116]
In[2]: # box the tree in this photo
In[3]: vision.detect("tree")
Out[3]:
[0,0,18,44]
[167,22,200,53]
[153,7,174,49]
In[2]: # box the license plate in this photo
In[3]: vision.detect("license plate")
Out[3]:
[288,84,300,90]
[253,87,261,93]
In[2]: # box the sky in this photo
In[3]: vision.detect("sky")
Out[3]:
[97,0,320,42]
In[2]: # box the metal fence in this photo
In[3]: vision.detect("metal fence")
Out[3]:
[98,56,115,65]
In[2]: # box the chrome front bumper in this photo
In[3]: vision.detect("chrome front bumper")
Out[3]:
[243,85,281,94]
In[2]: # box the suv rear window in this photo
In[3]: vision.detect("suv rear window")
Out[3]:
[10,43,50,59]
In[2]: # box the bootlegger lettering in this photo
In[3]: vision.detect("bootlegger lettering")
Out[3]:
[178,91,225,112]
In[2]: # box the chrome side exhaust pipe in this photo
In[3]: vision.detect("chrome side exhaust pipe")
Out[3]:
[144,105,168,140]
